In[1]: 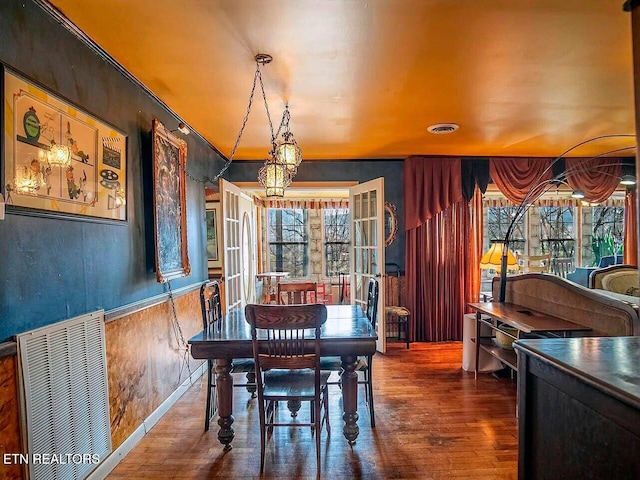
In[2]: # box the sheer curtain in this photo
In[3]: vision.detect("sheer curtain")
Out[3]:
[404,157,479,341]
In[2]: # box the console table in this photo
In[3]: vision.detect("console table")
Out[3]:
[514,337,640,479]
[468,302,592,379]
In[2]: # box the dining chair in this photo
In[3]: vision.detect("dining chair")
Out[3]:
[200,280,256,432]
[244,303,331,476]
[277,281,317,304]
[552,257,574,278]
[385,263,410,349]
[519,253,552,273]
[357,277,379,427]
[276,281,343,378]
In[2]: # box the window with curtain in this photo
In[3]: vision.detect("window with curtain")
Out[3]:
[323,208,350,277]
[539,206,575,259]
[485,206,526,254]
[267,208,308,277]
[483,193,627,270]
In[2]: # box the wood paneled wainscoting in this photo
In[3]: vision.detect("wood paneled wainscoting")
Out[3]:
[0,285,205,480]
[107,342,518,479]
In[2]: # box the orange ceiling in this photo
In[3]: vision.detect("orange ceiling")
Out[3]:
[48,0,637,160]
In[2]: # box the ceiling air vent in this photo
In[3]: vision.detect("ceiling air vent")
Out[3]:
[427,123,460,134]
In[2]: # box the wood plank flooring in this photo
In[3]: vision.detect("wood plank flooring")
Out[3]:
[107,342,518,479]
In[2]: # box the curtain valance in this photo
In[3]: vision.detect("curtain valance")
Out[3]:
[489,158,553,204]
[254,198,349,210]
[404,156,463,230]
[565,157,622,204]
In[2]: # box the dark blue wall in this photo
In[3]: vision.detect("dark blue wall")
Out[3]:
[0,0,226,341]
[228,159,405,270]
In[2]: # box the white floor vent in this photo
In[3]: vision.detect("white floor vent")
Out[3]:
[17,310,112,480]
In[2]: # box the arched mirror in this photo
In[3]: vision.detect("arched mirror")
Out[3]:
[384,202,398,246]
[241,212,253,302]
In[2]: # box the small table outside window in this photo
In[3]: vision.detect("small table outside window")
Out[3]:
[256,272,290,303]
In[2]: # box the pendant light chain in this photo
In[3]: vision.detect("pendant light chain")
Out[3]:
[185,58,269,185]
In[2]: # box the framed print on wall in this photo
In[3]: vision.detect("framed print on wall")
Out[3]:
[206,201,222,271]
[152,118,190,283]
[2,67,127,222]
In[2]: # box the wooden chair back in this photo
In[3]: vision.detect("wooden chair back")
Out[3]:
[277,281,317,305]
[552,257,574,279]
[366,278,379,329]
[520,253,552,273]
[200,280,223,332]
[244,304,327,371]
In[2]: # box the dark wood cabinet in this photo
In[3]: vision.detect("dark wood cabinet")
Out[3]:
[515,337,640,480]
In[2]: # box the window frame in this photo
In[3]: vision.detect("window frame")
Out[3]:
[266,208,310,278]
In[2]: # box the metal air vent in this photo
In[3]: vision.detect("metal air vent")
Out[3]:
[427,123,460,134]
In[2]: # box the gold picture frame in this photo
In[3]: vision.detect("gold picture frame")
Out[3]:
[3,68,127,221]
[152,119,190,283]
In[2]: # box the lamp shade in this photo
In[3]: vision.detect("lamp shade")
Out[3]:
[480,242,518,272]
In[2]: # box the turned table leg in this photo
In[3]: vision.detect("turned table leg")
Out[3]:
[341,355,359,445]
[215,359,234,450]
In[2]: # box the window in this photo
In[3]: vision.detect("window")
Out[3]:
[539,206,575,259]
[586,205,625,266]
[324,208,350,277]
[267,209,308,277]
[485,206,526,254]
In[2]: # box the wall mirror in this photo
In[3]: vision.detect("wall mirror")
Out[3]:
[384,201,398,246]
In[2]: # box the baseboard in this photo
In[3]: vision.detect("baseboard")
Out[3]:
[87,362,206,480]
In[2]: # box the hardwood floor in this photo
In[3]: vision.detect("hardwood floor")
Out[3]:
[107,342,518,479]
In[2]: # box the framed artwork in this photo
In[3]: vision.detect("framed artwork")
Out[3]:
[152,118,190,283]
[206,201,222,271]
[2,68,127,222]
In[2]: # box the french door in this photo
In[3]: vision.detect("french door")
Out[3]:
[221,179,257,313]
[349,178,386,353]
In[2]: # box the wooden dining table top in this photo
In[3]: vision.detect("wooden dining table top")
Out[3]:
[189,304,378,359]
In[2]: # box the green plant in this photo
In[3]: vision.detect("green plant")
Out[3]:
[591,231,623,266]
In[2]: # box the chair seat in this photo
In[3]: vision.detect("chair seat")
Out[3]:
[263,369,330,398]
[355,355,369,371]
[230,358,255,373]
[320,356,343,370]
[386,305,410,317]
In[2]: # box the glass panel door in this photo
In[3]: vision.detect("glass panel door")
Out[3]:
[350,177,386,353]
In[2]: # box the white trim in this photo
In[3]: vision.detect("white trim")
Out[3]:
[87,362,206,480]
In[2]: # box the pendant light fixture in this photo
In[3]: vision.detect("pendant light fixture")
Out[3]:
[273,105,302,175]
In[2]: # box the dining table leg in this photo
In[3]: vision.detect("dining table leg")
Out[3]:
[341,355,359,445]
[215,358,234,450]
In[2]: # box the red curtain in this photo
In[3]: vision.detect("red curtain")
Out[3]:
[489,158,552,204]
[469,186,484,304]
[404,157,477,342]
[624,188,638,266]
[404,156,463,230]
[565,158,622,203]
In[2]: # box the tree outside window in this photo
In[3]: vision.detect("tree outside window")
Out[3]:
[324,208,350,277]
[485,206,526,254]
[539,206,574,259]
[268,209,308,277]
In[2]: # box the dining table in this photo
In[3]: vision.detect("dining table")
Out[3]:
[188,304,377,450]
